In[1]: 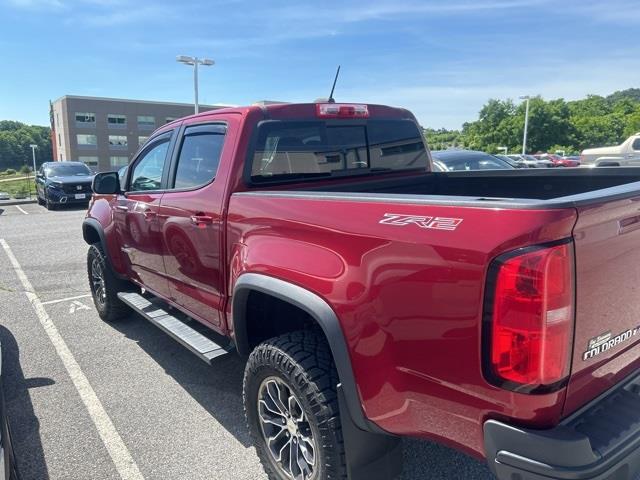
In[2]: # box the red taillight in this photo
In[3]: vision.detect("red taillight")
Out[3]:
[485,242,574,393]
[316,103,369,118]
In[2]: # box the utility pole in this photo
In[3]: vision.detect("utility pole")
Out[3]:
[519,96,530,155]
[29,144,37,199]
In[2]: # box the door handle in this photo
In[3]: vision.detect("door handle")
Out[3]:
[190,215,214,225]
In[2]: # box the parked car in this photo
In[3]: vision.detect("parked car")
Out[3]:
[535,153,580,167]
[495,154,528,168]
[0,193,10,201]
[0,339,20,480]
[35,162,94,210]
[507,154,553,168]
[431,149,514,170]
[580,133,640,166]
[85,101,640,480]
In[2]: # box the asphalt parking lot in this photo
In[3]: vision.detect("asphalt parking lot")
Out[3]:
[0,202,494,480]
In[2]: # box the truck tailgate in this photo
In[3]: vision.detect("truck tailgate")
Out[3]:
[565,195,640,415]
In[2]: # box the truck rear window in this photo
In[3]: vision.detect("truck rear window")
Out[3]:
[250,119,427,183]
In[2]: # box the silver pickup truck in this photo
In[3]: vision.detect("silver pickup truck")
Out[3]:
[581,133,640,166]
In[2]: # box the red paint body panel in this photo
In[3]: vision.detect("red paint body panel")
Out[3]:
[564,197,640,415]
[226,194,578,457]
[157,112,243,332]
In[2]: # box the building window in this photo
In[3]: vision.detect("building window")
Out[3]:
[58,133,62,147]
[109,135,128,148]
[77,134,97,147]
[75,112,96,126]
[137,115,155,129]
[110,156,129,168]
[165,117,177,124]
[138,136,149,146]
[107,114,127,128]
[78,156,99,171]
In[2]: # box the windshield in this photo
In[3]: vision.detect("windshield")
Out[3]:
[432,151,513,171]
[250,119,427,183]
[45,163,92,177]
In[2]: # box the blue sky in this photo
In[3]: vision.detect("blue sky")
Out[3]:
[0,0,638,129]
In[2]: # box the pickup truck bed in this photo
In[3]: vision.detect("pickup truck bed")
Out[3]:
[300,167,640,202]
[229,167,640,469]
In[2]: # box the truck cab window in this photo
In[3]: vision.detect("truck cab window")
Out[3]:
[129,140,169,191]
[173,128,225,189]
[250,119,427,183]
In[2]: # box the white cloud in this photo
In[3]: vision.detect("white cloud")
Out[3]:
[276,0,552,24]
[5,0,63,8]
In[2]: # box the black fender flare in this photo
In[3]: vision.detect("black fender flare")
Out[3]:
[82,218,125,279]
[232,273,382,434]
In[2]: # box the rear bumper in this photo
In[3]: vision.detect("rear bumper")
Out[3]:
[484,371,640,480]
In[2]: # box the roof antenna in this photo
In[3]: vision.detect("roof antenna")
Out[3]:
[328,65,341,103]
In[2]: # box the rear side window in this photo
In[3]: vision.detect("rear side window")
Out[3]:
[250,119,427,183]
[633,138,640,150]
[173,124,225,189]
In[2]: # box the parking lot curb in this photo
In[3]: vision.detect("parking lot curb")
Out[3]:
[0,199,38,207]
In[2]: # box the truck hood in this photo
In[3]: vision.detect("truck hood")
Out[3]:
[48,174,93,183]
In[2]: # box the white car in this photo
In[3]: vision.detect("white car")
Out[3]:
[0,192,10,200]
[580,133,640,167]
[507,154,553,168]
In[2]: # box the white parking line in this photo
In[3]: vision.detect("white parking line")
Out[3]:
[0,239,145,480]
[14,205,29,215]
[41,293,92,305]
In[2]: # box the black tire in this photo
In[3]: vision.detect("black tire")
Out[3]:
[45,194,55,210]
[36,193,44,206]
[87,243,131,322]
[244,330,347,480]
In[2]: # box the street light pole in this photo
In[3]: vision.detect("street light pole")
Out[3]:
[177,55,215,114]
[29,144,37,173]
[194,59,199,114]
[520,95,530,155]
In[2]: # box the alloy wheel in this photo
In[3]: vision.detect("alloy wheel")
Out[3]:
[91,257,107,308]
[257,377,317,480]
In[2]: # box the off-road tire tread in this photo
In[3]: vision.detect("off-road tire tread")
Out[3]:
[87,243,130,322]
[244,329,347,480]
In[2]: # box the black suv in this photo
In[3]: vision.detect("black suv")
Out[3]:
[36,162,94,210]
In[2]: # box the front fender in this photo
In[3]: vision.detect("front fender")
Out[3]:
[83,197,127,276]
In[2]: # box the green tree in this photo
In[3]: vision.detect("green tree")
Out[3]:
[0,121,52,171]
[425,88,640,154]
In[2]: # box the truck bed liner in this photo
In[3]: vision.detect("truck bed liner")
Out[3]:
[275,168,640,208]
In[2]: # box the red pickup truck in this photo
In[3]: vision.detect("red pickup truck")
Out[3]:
[83,102,640,480]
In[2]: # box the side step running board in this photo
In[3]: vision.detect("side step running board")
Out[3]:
[117,292,233,364]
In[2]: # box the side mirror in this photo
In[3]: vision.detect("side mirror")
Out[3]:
[92,172,121,195]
